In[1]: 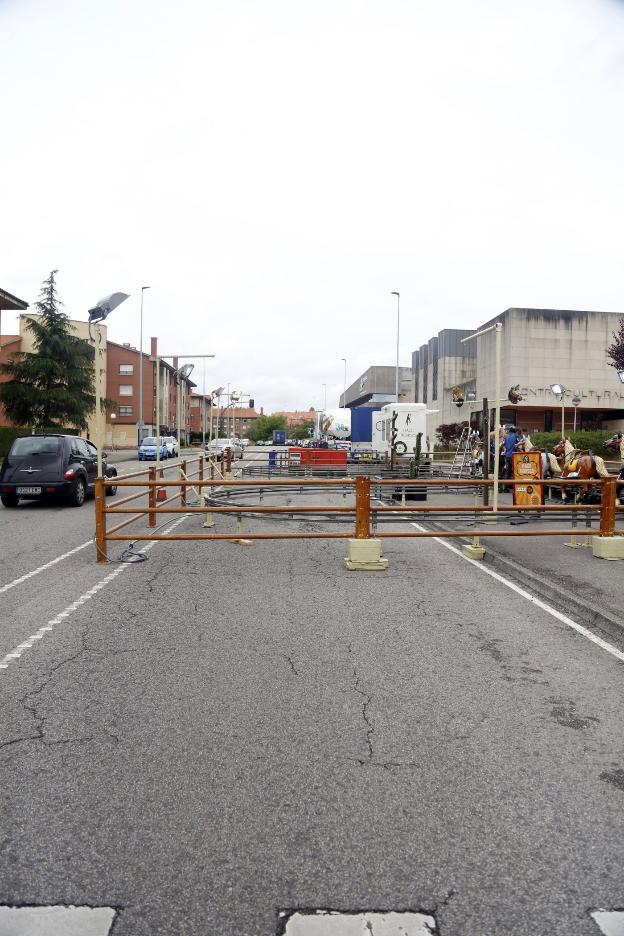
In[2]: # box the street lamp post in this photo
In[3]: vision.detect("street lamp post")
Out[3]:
[572,394,581,432]
[88,292,130,477]
[341,358,347,406]
[391,291,400,402]
[138,286,150,444]
[550,384,567,435]
[462,321,503,513]
[322,383,327,412]
[110,413,116,450]
[209,387,225,448]
[174,363,195,454]
[153,354,215,468]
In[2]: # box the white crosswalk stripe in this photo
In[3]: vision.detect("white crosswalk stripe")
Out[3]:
[279,910,437,935]
[591,911,624,935]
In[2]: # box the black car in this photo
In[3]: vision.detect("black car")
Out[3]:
[0,434,118,508]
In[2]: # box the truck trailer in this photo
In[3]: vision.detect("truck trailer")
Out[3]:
[378,403,429,456]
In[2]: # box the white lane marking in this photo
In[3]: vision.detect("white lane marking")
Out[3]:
[411,522,624,664]
[0,516,188,672]
[0,904,116,935]
[280,910,437,935]
[591,910,624,935]
[0,540,92,595]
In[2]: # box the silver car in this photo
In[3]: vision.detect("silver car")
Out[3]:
[205,438,243,461]
[163,436,178,458]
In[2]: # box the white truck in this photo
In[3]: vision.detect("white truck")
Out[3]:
[378,403,430,456]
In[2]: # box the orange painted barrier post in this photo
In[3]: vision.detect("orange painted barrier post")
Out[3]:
[95,477,107,563]
[600,477,616,537]
[148,466,156,527]
[181,459,187,507]
[592,476,624,559]
[354,476,371,539]
[345,476,388,570]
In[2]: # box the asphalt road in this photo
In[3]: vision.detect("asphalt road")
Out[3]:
[1,453,624,935]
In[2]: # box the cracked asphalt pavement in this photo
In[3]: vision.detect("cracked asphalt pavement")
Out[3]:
[1,460,624,934]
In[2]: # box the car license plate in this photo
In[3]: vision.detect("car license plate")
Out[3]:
[16,486,42,495]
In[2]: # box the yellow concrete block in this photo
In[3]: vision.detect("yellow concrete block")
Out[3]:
[591,536,624,560]
[344,539,389,571]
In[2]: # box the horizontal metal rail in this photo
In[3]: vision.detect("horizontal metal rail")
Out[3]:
[94,472,622,562]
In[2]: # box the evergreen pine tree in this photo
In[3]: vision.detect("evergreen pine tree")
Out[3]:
[0,271,96,430]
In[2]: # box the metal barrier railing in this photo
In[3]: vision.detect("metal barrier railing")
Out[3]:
[94,467,623,562]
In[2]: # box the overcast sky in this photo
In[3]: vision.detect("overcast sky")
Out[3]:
[2,0,624,411]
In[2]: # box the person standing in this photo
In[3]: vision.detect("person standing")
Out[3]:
[504,425,519,481]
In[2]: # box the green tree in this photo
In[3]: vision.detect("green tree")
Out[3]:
[607,317,624,373]
[248,413,287,442]
[290,419,314,440]
[0,271,96,430]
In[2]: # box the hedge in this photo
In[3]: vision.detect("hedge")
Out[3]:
[528,430,616,460]
[0,426,79,459]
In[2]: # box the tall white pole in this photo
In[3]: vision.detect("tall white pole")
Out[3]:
[95,322,103,477]
[493,322,502,514]
[155,356,161,471]
[561,397,565,435]
[138,286,149,444]
[202,359,206,447]
[176,374,182,454]
[341,358,347,405]
[391,291,400,401]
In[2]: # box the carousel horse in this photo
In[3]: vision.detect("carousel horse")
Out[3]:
[552,438,607,502]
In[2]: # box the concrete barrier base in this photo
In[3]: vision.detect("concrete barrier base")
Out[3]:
[462,544,486,560]
[344,539,388,571]
[591,536,624,560]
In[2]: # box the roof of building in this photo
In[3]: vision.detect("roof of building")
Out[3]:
[0,334,20,349]
[0,287,29,311]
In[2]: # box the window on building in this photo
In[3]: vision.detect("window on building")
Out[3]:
[544,410,553,432]
[119,385,133,396]
[119,405,133,416]
[119,364,134,375]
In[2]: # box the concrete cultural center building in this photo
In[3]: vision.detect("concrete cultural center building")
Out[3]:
[413,308,624,437]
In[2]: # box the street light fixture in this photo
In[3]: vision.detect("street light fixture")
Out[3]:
[88,292,130,477]
[138,286,150,445]
[153,354,214,468]
[110,412,116,450]
[209,386,225,446]
[174,363,195,452]
[391,291,400,402]
[549,383,567,434]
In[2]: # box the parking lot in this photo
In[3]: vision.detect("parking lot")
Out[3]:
[2,449,624,935]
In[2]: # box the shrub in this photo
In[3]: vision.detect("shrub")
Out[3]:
[435,421,469,449]
[529,430,615,459]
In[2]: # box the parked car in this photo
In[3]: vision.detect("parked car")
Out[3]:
[240,438,250,448]
[205,438,244,460]
[138,437,169,460]
[163,436,178,458]
[0,434,117,508]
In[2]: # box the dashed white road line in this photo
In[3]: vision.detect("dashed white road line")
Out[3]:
[0,516,188,672]
[410,522,624,665]
[0,540,92,595]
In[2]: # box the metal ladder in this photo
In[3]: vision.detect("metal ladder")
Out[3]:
[448,427,471,479]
